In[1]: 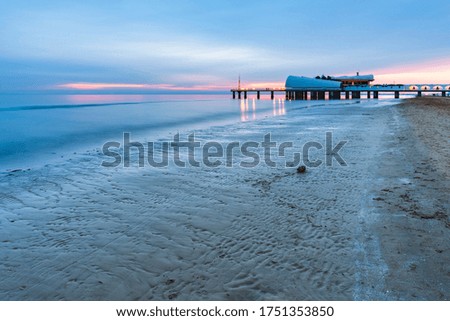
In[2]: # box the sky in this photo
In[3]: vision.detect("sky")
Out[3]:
[1,0,450,93]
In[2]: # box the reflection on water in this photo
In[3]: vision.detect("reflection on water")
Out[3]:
[240,97,285,122]
[252,99,256,120]
[273,98,285,117]
[240,99,248,121]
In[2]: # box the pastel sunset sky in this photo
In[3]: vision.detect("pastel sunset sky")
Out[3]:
[1,0,449,93]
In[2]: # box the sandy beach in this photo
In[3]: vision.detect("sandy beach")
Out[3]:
[364,97,449,299]
[0,97,448,300]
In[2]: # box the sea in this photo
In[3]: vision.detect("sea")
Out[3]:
[0,92,412,171]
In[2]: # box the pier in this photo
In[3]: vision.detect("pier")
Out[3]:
[231,85,449,100]
[231,74,450,100]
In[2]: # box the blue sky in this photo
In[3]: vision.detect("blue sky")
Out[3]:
[1,0,450,92]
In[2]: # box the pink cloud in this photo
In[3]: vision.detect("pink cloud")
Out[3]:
[56,82,232,91]
[369,57,450,84]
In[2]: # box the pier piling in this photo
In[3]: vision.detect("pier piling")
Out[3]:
[329,91,340,100]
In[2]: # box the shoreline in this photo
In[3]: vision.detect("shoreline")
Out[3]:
[0,97,448,300]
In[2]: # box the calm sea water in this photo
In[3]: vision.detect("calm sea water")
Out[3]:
[0,92,413,170]
[0,93,288,170]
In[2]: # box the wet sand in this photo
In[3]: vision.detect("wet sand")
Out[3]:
[0,98,448,300]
